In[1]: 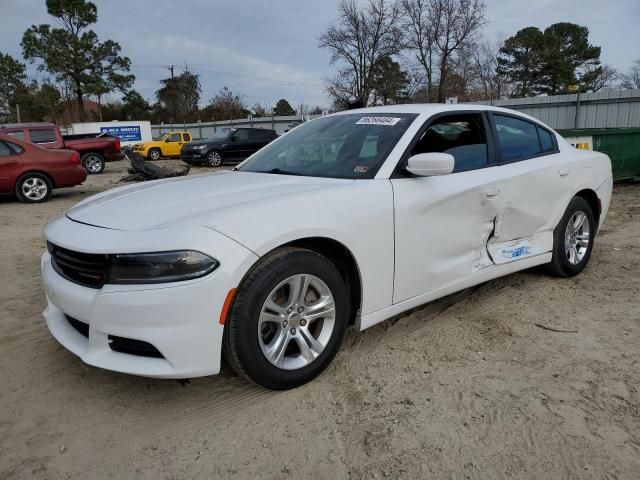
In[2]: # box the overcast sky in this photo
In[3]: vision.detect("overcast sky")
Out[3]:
[2,0,639,108]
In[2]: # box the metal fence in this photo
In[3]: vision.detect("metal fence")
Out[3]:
[472,89,640,130]
[151,114,323,139]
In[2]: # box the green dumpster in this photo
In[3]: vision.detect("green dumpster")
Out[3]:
[559,128,640,180]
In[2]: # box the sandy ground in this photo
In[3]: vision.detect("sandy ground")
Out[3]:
[1,159,639,480]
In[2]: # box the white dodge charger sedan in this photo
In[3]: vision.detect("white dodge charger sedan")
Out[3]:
[41,105,612,389]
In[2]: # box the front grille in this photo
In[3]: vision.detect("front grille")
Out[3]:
[48,242,109,288]
[66,315,89,338]
[108,335,164,358]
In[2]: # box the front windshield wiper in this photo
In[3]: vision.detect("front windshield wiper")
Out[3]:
[254,168,305,176]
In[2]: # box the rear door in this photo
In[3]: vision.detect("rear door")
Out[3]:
[484,113,568,263]
[391,112,504,303]
[0,140,23,193]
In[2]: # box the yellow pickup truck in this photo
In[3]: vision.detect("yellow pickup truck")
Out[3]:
[132,131,192,160]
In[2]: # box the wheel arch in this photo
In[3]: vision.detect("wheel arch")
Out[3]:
[574,188,601,232]
[248,236,363,326]
[15,170,56,188]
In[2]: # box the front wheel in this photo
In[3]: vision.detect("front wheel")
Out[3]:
[148,148,161,161]
[223,247,349,389]
[206,150,223,167]
[545,196,595,277]
[81,152,105,174]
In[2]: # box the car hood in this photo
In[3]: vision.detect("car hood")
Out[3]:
[65,171,352,233]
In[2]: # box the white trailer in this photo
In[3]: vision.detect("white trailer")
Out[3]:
[67,121,153,147]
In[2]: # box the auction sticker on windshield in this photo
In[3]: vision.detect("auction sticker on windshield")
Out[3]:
[355,117,402,126]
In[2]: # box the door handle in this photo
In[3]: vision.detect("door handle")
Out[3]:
[559,168,570,177]
[485,188,500,198]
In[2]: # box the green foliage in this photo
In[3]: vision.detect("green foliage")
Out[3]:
[21,0,134,121]
[498,22,601,96]
[0,52,27,122]
[370,57,410,104]
[156,70,201,122]
[12,81,64,122]
[122,90,151,120]
[273,99,296,116]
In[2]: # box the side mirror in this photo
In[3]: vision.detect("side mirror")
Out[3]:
[165,138,171,143]
[406,152,454,176]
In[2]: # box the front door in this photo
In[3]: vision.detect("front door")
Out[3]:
[225,129,251,160]
[163,132,183,156]
[391,112,503,303]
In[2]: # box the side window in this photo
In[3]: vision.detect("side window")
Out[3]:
[411,114,488,173]
[168,133,181,142]
[537,126,555,153]
[493,115,541,162]
[6,130,25,140]
[29,128,57,144]
[183,133,191,142]
[6,141,24,154]
[233,129,249,142]
[0,141,12,157]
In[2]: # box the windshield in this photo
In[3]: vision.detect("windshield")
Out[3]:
[207,129,231,141]
[239,113,417,179]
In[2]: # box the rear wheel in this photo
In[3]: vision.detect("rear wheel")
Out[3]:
[148,148,161,161]
[206,150,223,167]
[223,247,349,389]
[81,152,105,174]
[545,196,595,277]
[15,173,52,203]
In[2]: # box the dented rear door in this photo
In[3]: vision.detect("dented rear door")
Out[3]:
[485,113,568,264]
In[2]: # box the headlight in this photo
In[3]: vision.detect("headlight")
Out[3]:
[108,250,219,284]
[193,144,208,150]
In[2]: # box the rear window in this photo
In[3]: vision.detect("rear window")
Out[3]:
[538,127,555,152]
[183,133,191,142]
[29,128,57,144]
[0,142,12,157]
[494,115,541,162]
[5,130,25,140]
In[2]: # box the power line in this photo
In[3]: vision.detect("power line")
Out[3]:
[131,64,325,91]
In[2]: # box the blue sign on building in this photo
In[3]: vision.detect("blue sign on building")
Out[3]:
[100,125,142,142]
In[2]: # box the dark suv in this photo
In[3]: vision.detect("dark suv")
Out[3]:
[180,127,278,167]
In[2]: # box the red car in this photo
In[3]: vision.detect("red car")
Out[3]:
[0,134,86,203]
[0,122,120,174]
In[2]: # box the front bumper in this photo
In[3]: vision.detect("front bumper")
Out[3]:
[180,151,206,164]
[41,216,258,379]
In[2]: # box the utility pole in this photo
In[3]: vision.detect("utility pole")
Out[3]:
[168,65,174,79]
[16,104,21,123]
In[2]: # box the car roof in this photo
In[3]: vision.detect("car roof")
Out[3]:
[0,122,57,129]
[330,103,549,128]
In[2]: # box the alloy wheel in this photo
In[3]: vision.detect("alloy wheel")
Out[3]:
[564,210,590,265]
[21,177,48,201]
[258,274,336,370]
[84,155,103,173]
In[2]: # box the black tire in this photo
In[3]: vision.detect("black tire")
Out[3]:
[15,172,53,203]
[223,247,350,390]
[205,150,224,167]
[545,196,595,277]
[81,152,105,174]
[148,148,161,161]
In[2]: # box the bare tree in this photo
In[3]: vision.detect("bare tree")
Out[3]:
[401,0,437,101]
[319,0,404,107]
[470,37,510,101]
[584,64,618,92]
[620,59,640,89]
[431,0,486,102]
